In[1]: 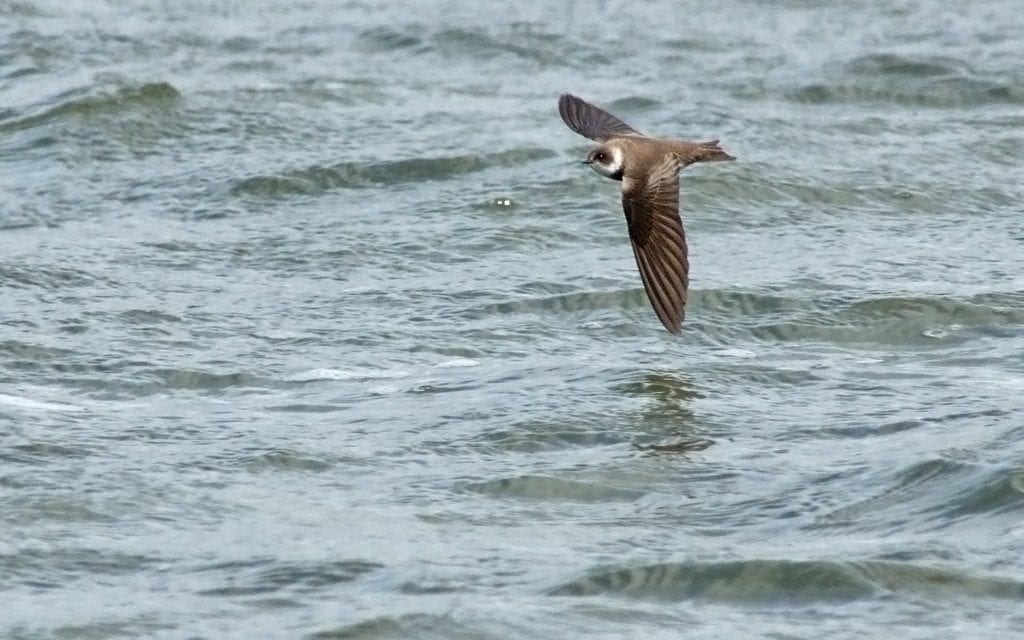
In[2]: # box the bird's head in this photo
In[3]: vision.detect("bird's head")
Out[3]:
[582,144,624,181]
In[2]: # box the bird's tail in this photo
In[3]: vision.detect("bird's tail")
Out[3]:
[678,139,735,165]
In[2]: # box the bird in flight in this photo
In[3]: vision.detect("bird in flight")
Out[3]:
[558,93,734,334]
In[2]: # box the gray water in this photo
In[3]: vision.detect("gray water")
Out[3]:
[2,0,1024,638]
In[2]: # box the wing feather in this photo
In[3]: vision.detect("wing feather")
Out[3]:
[558,93,642,142]
[621,156,689,334]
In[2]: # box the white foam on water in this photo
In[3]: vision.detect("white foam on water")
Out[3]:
[435,358,480,369]
[0,392,86,413]
[286,368,411,382]
[639,344,667,355]
[716,347,758,359]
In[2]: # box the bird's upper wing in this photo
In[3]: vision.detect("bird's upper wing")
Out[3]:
[558,93,642,142]
[621,155,689,334]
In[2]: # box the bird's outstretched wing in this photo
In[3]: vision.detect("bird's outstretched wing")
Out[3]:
[621,156,688,334]
[558,93,642,142]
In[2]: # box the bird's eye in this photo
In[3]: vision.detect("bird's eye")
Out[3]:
[596,152,606,161]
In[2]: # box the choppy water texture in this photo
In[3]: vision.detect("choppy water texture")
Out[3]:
[2,1,1024,638]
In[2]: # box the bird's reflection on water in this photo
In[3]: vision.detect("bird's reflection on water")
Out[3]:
[612,369,714,454]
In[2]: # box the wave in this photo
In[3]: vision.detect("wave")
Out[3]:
[194,558,383,597]
[231,147,555,196]
[462,474,646,502]
[0,82,180,134]
[468,286,1024,346]
[548,558,1024,601]
[787,53,1024,107]
[355,24,600,66]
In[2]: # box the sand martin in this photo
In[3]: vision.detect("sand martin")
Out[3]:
[558,93,734,334]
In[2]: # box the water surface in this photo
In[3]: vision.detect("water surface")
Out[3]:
[2,1,1024,638]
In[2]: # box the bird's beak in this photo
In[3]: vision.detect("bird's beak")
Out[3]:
[581,159,592,165]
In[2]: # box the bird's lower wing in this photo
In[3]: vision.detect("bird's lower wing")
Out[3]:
[621,157,689,334]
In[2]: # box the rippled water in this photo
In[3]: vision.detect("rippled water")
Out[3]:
[3,0,1024,638]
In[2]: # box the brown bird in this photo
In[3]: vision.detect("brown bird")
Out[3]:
[558,93,734,334]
